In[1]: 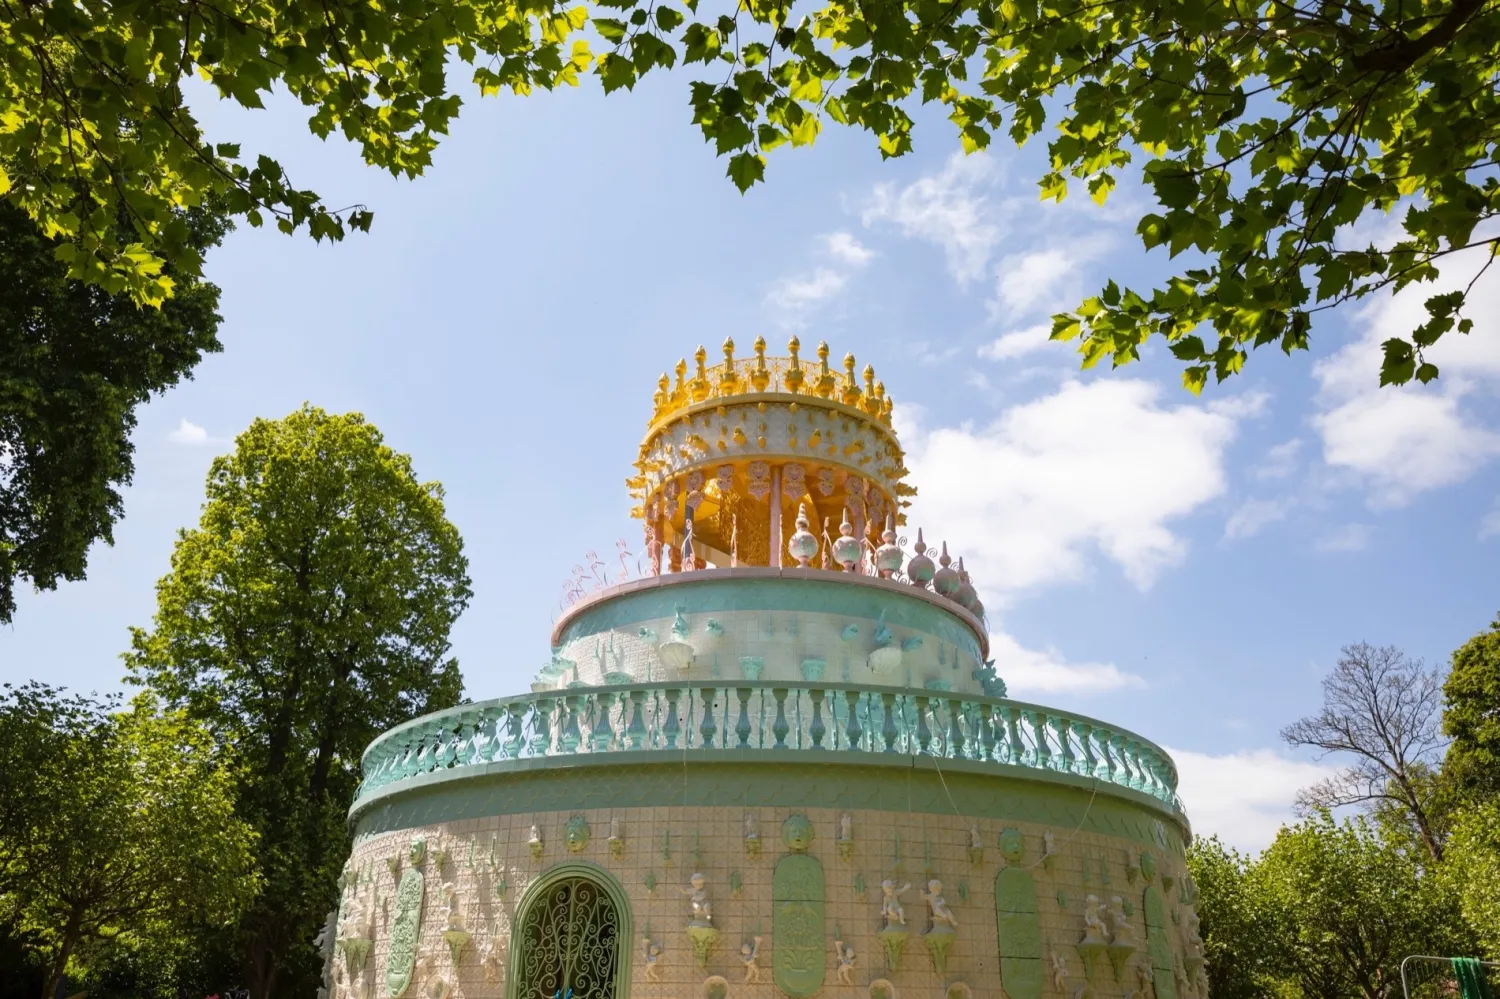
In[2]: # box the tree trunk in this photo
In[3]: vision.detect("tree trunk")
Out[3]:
[42,910,81,999]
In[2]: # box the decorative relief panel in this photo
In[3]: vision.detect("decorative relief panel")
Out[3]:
[773,853,827,997]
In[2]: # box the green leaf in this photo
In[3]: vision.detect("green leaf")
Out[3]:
[727,152,765,192]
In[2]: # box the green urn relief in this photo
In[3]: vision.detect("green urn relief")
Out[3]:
[772,853,826,997]
[386,865,425,997]
[1144,884,1176,999]
[995,867,1043,999]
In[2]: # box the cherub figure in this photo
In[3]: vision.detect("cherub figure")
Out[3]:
[840,814,853,842]
[741,935,763,983]
[1110,896,1136,946]
[969,825,984,851]
[1050,953,1069,993]
[879,879,910,928]
[1082,894,1110,941]
[834,936,857,985]
[643,938,663,982]
[441,882,463,932]
[681,872,713,925]
[1135,961,1155,999]
[922,879,958,929]
[1043,830,1058,858]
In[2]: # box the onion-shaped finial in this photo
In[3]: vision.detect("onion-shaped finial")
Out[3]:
[933,542,961,597]
[833,507,861,570]
[787,503,819,568]
[874,512,904,578]
[955,557,978,610]
[907,528,935,587]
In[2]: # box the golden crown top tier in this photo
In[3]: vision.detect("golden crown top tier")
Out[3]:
[628,336,913,571]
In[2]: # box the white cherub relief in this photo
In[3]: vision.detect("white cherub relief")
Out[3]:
[441,882,463,932]
[1110,896,1136,946]
[1051,953,1069,993]
[1043,830,1058,858]
[834,935,857,985]
[643,938,663,981]
[681,872,713,925]
[1082,894,1110,941]
[840,814,853,841]
[922,880,958,929]
[969,825,984,851]
[1135,961,1155,999]
[879,879,910,928]
[741,935,763,983]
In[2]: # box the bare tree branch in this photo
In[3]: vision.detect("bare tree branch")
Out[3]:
[1281,642,1448,860]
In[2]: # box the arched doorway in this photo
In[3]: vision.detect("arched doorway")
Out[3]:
[512,864,631,999]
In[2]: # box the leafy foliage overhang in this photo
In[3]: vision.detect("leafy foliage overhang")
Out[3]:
[3,0,1496,386]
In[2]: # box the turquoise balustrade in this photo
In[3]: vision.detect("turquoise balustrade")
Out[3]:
[355,682,1182,812]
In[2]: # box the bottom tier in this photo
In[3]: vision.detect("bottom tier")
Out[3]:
[331,763,1206,999]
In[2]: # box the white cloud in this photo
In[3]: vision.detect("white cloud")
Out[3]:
[898,378,1249,595]
[1223,497,1293,541]
[168,419,210,445]
[1254,438,1303,480]
[1167,746,1338,852]
[862,151,1002,285]
[1311,244,1500,505]
[1314,523,1372,552]
[1481,499,1500,540]
[765,232,877,326]
[824,231,875,266]
[991,237,1110,318]
[989,630,1145,696]
[978,323,1056,362]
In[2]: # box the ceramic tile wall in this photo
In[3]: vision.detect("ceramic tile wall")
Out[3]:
[333,805,1200,999]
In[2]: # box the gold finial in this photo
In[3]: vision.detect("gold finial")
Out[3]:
[690,345,711,403]
[718,337,740,395]
[880,392,894,425]
[840,353,862,406]
[751,336,771,392]
[673,359,688,405]
[654,373,669,413]
[862,365,881,414]
[785,336,804,393]
[815,341,836,399]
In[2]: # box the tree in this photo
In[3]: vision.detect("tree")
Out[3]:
[1443,799,1500,961]
[3,0,1496,387]
[1251,814,1470,999]
[0,198,228,624]
[125,405,472,999]
[0,683,258,999]
[1442,613,1500,803]
[1185,836,1280,999]
[1282,642,1449,861]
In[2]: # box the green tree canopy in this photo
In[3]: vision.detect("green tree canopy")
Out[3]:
[125,404,472,999]
[3,0,1496,386]
[1250,813,1471,999]
[1185,836,1281,999]
[0,200,227,624]
[0,683,259,999]
[1442,613,1500,804]
[1443,799,1500,961]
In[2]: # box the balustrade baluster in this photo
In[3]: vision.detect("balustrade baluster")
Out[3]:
[531,700,556,757]
[948,699,965,759]
[809,688,827,749]
[591,693,616,752]
[559,696,583,754]
[880,692,899,752]
[626,690,647,750]
[663,688,682,749]
[845,690,863,750]
[505,703,526,759]
[1053,716,1075,773]
[1075,723,1097,777]
[1115,735,1138,789]
[771,688,790,749]
[699,688,718,748]
[1004,706,1024,765]
[1028,711,1050,769]
[436,722,458,770]
[912,696,930,755]
[979,704,997,762]
[735,688,753,748]
[1095,728,1116,783]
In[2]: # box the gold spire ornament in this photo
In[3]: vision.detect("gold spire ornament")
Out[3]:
[841,353,862,407]
[690,346,711,403]
[751,337,771,392]
[815,342,836,399]
[784,336,805,394]
[718,338,740,396]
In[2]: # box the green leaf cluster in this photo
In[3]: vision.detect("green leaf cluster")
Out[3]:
[0,198,227,626]
[0,683,259,999]
[124,404,473,997]
[1442,614,1500,804]
[4,0,1497,387]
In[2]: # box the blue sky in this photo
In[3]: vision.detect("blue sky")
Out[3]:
[4,71,1498,852]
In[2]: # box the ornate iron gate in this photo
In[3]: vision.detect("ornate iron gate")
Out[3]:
[515,876,623,999]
